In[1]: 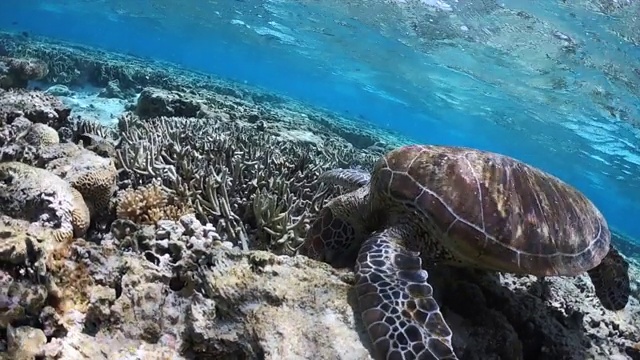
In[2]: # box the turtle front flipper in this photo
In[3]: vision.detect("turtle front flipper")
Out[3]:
[356,228,457,360]
[318,168,371,191]
[587,246,630,311]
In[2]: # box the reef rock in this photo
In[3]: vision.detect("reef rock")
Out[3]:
[6,325,47,360]
[135,87,206,119]
[0,56,48,89]
[0,89,70,127]
[20,215,373,360]
[0,162,90,242]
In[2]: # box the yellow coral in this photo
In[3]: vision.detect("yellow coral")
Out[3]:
[116,181,191,224]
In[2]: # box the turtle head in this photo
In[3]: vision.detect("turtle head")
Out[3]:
[298,205,362,268]
[587,246,630,311]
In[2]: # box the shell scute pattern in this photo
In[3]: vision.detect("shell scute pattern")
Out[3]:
[374,145,608,276]
[302,144,629,360]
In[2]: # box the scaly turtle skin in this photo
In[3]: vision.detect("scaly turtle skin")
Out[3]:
[299,144,630,360]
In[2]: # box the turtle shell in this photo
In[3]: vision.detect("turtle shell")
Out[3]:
[371,144,610,276]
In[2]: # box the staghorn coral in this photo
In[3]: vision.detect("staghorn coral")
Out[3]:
[116,181,191,225]
[72,118,120,142]
[115,113,378,253]
[0,162,90,241]
[77,133,117,158]
[64,119,120,158]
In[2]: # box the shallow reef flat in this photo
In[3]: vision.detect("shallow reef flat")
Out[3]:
[0,32,638,360]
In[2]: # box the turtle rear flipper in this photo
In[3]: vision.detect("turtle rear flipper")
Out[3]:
[587,246,630,311]
[318,168,371,191]
[355,228,458,360]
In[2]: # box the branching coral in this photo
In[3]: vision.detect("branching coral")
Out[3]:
[116,181,191,225]
[115,114,378,253]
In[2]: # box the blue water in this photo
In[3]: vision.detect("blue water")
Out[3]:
[2,1,640,243]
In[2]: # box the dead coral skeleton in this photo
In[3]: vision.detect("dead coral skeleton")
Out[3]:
[115,113,376,253]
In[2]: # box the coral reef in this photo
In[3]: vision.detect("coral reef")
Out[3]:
[0,33,637,360]
[0,88,70,127]
[115,108,379,253]
[0,56,48,89]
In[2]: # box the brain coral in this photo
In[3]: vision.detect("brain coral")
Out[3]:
[44,145,117,218]
[23,122,60,147]
[0,162,90,241]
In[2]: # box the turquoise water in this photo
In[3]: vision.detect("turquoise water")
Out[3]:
[1,1,640,243]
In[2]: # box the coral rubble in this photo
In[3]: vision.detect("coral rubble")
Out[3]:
[0,32,637,360]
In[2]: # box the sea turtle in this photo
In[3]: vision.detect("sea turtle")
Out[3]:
[299,144,630,360]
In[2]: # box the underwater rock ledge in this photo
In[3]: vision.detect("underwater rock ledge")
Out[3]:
[0,32,638,360]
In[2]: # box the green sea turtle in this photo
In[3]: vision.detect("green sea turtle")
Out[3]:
[299,144,630,360]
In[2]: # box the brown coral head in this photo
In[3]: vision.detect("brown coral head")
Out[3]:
[116,181,192,225]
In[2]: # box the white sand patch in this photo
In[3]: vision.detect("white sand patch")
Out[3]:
[41,84,129,126]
